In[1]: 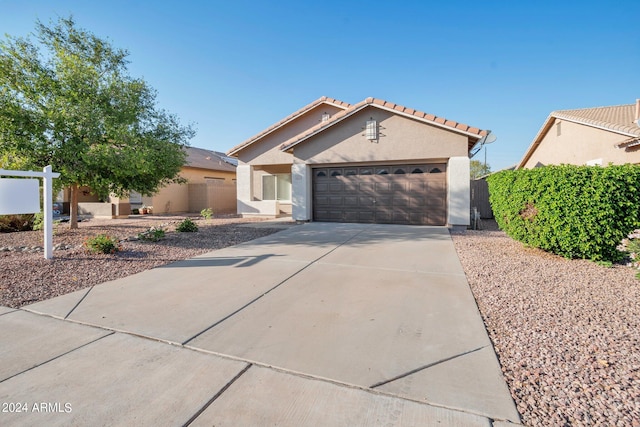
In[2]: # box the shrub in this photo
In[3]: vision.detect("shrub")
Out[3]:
[176,217,198,232]
[137,227,166,242]
[200,207,213,219]
[84,234,120,254]
[487,164,640,261]
[32,212,44,231]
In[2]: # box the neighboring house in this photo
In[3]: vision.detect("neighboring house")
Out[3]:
[227,96,489,227]
[518,100,640,169]
[61,146,237,217]
[133,146,237,214]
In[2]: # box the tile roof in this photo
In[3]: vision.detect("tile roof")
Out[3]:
[552,104,640,137]
[280,97,488,152]
[185,146,237,172]
[226,96,351,156]
[517,102,640,168]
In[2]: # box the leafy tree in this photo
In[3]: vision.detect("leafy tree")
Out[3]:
[470,160,491,179]
[0,17,194,228]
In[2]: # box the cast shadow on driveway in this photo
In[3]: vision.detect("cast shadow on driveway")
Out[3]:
[159,254,284,268]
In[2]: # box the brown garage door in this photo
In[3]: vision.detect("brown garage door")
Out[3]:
[313,164,447,225]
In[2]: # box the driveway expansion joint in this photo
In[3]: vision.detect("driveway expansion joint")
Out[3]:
[370,345,487,389]
[180,227,372,346]
[64,285,95,319]
[182,363,252,426]
[0,331,114,384]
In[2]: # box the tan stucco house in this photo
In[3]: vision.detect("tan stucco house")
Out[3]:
[63,146,237,217]
[518,100,640,169]
[227,96,489,227]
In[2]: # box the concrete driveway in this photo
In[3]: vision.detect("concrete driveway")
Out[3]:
[0,222,521,426]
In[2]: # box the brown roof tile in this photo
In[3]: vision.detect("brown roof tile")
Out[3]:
[552,104,640,136]
[185,147,237,172]
[280,97,486,152]
[227,96,350,156]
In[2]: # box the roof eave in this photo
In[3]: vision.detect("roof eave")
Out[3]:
[553,113,640,138]
[281,102,485,153]
[227,97,350,157]
[372,103,486,140]
[517,111,640,169]
[516,115,556,169]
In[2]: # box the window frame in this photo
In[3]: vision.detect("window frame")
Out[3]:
[262,173,292,202]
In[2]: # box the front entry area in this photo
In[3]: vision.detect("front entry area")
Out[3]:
[312,164,447,225]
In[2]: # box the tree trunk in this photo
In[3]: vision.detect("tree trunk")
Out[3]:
[70,183,79,229]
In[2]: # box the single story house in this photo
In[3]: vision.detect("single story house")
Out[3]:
[132,146,237,215]
[518,99,640,169]
[61,146,237,217]
[227,96,489,227]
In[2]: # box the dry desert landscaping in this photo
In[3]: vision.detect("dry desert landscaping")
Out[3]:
[1,216,639,426]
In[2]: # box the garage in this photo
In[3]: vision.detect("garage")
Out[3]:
[313,164,446,225]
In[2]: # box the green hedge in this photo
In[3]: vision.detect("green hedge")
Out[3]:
[487,164,640,261]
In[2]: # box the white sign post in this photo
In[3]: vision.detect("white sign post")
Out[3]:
[0,166,61,259]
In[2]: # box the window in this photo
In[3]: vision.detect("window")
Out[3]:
[316,170,327,177]
[345,169,357,176]
[376,168,389,175]
[205,177,225,185]
[429,168,442,173]
[262,174,291,201]
[330,170,342,177]
[365,119,378,140]
[411,168,424,174]
[394,168,406,174]
[359,168,373,175]
[129,191,142,204]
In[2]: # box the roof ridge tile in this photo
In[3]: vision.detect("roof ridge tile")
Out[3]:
[279,96,486,152]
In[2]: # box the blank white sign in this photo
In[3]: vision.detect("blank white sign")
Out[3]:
[0,178,40,214]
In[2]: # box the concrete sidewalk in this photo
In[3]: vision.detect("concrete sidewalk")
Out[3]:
[1,223,521,426]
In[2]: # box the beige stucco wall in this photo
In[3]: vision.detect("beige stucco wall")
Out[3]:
[292,108,469,164]
[144,167,236,214]
[522,120,640,168]
[144,182,187,213]
[236,104,345,165]
[188,182,237,214]
[180,167,236,183]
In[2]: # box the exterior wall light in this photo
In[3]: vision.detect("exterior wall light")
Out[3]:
[321,112,330,122]
[365,118,378,140]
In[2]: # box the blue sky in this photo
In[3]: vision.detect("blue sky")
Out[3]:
[2,0,639,171]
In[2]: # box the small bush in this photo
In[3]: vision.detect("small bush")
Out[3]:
[200,207,213,219]
[176,218,198,232]
[84,234,120,254]
[137,227,166,242]
[32,212,44,231]
[487,164,640,261]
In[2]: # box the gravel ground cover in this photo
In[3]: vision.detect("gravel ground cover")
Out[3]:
[3,216,640,425]
[451,221,640,426]
[0,216,283,308]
